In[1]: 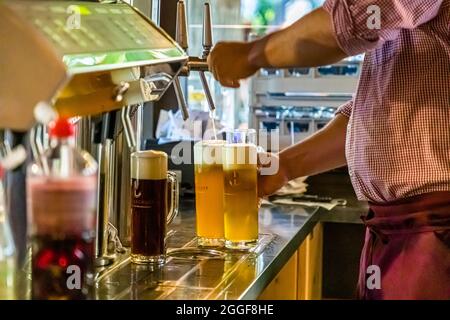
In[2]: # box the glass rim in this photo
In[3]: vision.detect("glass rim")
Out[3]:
[194,139,226,147]
[226,128,257,134]
[131,150,167,159]
[225,128,257,145]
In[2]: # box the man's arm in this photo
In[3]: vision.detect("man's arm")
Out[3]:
[252,0,445,68]
[249,7,347,69]
[209,0,445,88]
[258,113,349,197]
[209,7,346,88]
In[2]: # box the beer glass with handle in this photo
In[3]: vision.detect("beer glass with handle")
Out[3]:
[194,140,226,247]
[130,150,179,265]
[223,129,259,250]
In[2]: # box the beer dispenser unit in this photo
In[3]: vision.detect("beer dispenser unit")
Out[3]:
[0,0,189,268]
[172,0,217,119]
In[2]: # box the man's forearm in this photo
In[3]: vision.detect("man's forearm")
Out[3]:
[279,114,348,180]
[249,8,347,68]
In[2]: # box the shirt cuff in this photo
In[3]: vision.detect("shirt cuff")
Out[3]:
[335,100,353,118]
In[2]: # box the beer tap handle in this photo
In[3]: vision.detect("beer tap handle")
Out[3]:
[176,0,189,51]
[173,77,190,121]
[202,2,213,58]
[175,1,191,120]
[112,82,130,103]
[199,2,216,112]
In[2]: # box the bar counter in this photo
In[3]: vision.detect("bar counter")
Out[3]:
[93,199,321,300]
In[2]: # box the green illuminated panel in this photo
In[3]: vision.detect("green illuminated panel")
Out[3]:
[63,47,185,73]
[7,0,187,73]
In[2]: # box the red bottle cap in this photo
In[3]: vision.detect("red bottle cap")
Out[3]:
[49,118,75,138]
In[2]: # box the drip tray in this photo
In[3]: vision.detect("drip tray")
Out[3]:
[167,248,226,260]
[167,234,275,261]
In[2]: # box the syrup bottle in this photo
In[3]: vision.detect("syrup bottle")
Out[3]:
[27,118,98,299]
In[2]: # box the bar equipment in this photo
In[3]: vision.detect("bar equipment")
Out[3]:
[0,0,189,273]
[111,105,141,249]
[0,1,188,130]
[172,1,216,120]
[91,112,121,266]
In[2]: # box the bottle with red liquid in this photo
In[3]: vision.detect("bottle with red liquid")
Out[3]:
[27,118,97,300]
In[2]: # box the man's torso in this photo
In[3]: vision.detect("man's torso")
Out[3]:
[347,3,450,203]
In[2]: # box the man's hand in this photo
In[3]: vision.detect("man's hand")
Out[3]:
[208,41,259,88]
[257,114,349,197]
[257,152,288,197]
[208,8,346,88]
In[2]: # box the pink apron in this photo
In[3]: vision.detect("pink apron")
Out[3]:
[358,192,450,300]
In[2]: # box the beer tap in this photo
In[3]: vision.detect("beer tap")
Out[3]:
[198,1,216,113]
[173,1,216,120]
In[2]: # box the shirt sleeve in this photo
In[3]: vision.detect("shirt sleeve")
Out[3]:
[322,0,444,56]
[335,100,353,118]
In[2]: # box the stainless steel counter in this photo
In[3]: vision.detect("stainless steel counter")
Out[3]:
[94,199,320,300]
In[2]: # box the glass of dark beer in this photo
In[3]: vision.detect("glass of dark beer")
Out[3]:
[130,150,179,265]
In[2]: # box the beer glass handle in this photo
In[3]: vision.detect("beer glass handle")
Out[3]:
[167,171,179,225]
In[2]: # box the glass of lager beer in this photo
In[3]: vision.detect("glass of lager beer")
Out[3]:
[223,129,259,249]
[130,150,179,265]
[194,140,225,247]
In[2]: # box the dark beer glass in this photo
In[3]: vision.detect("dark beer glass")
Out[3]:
[130,150,178,265]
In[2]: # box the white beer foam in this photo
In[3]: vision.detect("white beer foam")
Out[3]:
[223,143,258,166]
[131,150,167,180]
[194,140,225,165]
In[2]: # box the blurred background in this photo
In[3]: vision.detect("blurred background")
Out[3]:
[185,0,325,129]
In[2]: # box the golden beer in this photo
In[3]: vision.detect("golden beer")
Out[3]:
[223,142,259,249]
[194,140,225,246]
